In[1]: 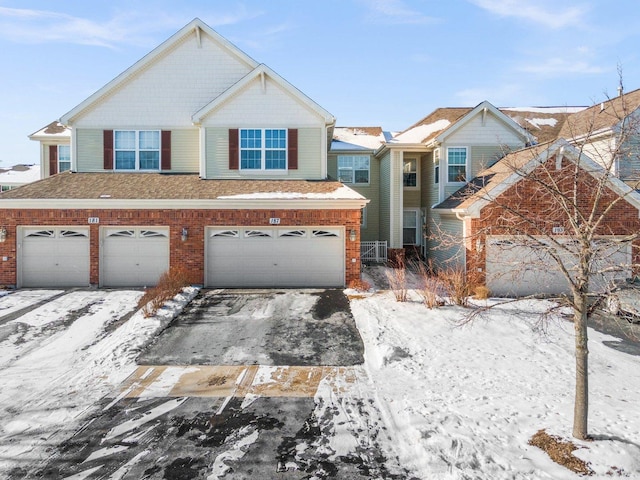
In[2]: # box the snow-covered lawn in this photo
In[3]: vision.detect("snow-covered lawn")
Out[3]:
[0,287,198,475]
[1,278,639,479]
[351,269,640,479]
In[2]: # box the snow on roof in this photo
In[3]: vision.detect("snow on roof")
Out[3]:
[0,164,40,184]
[29,121,71,139]
[218,184,365,200]
[331,127,386,151]
[525,118,558,129]
[501,106,587,114]
[390,119,451,144]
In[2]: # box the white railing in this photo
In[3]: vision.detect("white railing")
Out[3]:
[361,241,387,263]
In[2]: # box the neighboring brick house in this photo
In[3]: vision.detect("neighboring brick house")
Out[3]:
[434,139,640,296]
[0,18,367,289]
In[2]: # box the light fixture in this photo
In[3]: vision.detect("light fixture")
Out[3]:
[349,229,357,242]
[0,227,6,243]
[181,227,188,242]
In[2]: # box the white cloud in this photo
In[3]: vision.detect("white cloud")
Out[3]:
[360,0,439,25]
[469,0,588,29]
[0,6,259,48]
[519,57,605,76]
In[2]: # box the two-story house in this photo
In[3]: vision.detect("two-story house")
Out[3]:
[0,18,367,289]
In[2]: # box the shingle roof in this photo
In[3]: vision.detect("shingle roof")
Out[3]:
[501,108,581,144]
[0,172,361,200]
[394,108,471,143]
[331,127,386,150]
[558,88,640,139]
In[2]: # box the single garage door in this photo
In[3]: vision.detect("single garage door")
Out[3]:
[101,227,169,287]
[486,235,631,297]
[206,227,345,287]
[19,226,90,287]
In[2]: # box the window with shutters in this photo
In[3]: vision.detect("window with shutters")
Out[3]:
[58,145,71,172]
[240,129,287,170]
[114,130,160,170]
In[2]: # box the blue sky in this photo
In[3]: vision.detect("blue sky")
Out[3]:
[1,0,639,166]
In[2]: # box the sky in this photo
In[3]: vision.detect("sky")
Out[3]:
[1,0,639,167]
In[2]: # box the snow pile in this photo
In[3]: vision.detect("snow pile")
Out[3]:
[349,272,640,479]
[0,287,198,473]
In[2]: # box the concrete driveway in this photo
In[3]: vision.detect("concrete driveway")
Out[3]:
[26,289,410,480]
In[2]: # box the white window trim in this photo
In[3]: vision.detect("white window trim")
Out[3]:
[114,130,161,171]
[58,145,71,173]
[239,128,288,171]
[402,208,421,246]
[446,146,468,184]
[337,155,371,185]
[403,157,419,190]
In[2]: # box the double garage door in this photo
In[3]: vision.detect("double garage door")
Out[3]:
[206,227,345,287]
[18,226,169,288]
[486,235,631,297]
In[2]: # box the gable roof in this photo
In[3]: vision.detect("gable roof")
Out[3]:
[436,139,640,217]
[331,127,388,151]
[558,88,640,140]
[60,18,259,125]
[28,121,71,141]
[192,63,335,125]
[501,107,584,144]
[391,107,471,144]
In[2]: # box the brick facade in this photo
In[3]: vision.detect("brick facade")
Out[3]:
[0,208,362,288]
[464,156,640,286]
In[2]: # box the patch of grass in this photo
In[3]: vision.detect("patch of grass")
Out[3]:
[528,429,594,476]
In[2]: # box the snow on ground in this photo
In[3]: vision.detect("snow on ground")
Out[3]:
[0,287,198,474]
[350,267,640,479]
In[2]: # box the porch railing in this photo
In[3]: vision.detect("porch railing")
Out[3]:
[361,241,387,263]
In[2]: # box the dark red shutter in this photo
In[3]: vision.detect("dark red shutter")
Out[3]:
[49,145,58,175]
[103,130,114,170]
[229,129,239,170]
[161,130,171,170]
[288,128,298,170]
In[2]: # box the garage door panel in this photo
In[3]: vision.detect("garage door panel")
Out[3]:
[20,227,90,287]
[206,227,345,288]
[487,236,631,297]
[101,227,169,287]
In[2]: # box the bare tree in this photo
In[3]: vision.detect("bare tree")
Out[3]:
[441,82,640,440]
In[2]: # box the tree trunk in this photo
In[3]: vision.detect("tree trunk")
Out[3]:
[572,292,589,440]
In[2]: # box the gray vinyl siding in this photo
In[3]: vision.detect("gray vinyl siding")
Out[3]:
[620,136,640,180]
[76,129,103,172]
[469,145,508,178]
[428,212,465,270]
[379,153,391,244]
[206,127,322,179]
[170,129,199,173]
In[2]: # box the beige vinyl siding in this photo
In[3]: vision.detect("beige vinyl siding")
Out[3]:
[428,212,465,270]
[469,145,508,178]
[327,154,337,180]
[390,151,403,248]
[378,153,391,244]
[403,189,421,208]
[76,129,104,172]
[170,129,199,173]
[206,127,322,179]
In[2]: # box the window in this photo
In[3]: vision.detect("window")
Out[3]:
[58,145,71,172]
[1,185,12,192]
[403,210,419,245]
[240,129,287,170]
[338,155,370,184]
[361,206,367,228]
[434,163,439,184]
[447,147,467,182]
[114,130,160,170]
[403,158,417,188]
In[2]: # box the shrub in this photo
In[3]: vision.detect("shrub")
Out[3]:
[348,278,371,292]
[438,265,472,307]
[138,265,191,317]
[385,257,408,302]
[412,260,443,309]
[474,285,490,300]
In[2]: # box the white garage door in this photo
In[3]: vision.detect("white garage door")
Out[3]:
[19,227,90,288]
[101,227,169,287]
[486,236,631,297]
[206,227,345,288]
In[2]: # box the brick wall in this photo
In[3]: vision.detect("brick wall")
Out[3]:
[0,208,362,287]
[465,156,640,285]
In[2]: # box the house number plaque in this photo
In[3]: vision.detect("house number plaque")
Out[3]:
[88,217,100,224]
[269,218,281,225]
